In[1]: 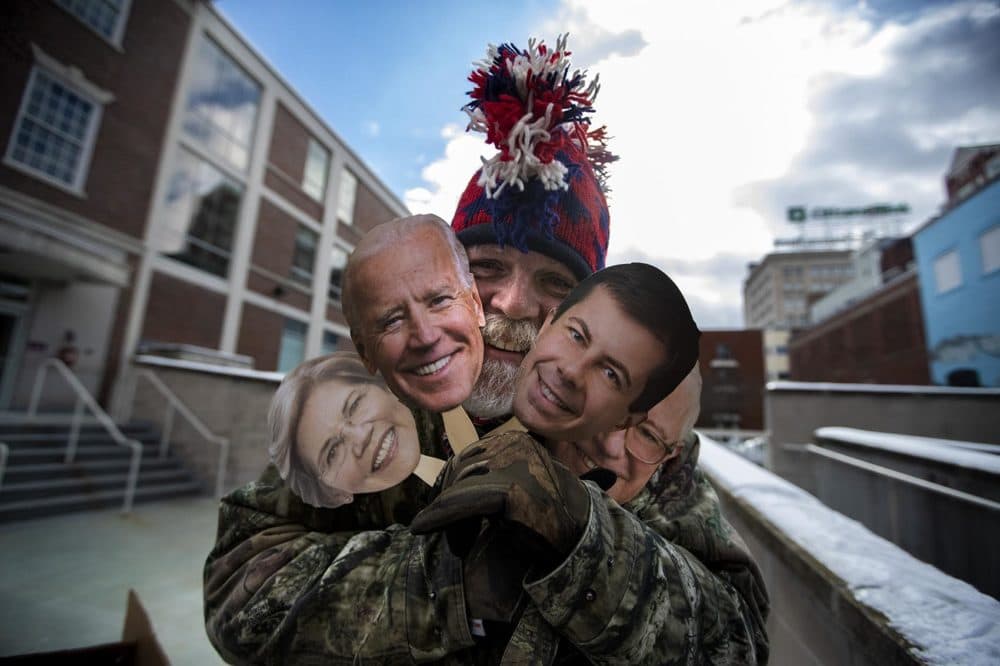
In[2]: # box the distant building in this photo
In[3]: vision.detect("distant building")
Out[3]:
[912,145,1000,387]
[788,269,929,384]
[0,0,406,408]
[809,237,913,324]
[696,329,765,432]
[743,249,854,380]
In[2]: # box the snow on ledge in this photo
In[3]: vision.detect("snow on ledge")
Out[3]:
[767,380,1000,396]
[135,355,285,383]
[816,427,1000,474]
[698,434,1000,665]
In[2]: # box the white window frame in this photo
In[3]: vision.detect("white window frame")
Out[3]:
[337,168,358,225]
[54,0,133,49]
[980,225,1000,276]
[933,249,963,295]
[3,45,113,196]
[302,138,330,202]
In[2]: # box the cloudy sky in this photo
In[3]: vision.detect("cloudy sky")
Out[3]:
[219,0,1000,328]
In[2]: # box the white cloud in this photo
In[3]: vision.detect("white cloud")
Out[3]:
[410,1,1000,325]
[364,120,380,137]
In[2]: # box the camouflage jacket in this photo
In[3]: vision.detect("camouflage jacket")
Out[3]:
[204,411,769,664]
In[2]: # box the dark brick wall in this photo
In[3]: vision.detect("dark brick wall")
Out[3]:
[247,197,314,310]
[247,271,311,311]
[789,273,930,385]
[264,101,324,220]
[236,302,284,371]
[696,329,766,431]
[0,0,189,239]
[250,198,298,279]
[141,270,225,349]
[353,178,398,232]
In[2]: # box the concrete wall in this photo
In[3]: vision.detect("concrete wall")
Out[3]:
[701,436,1000,665]
[713,488,919,665]
[766,382,1000,488]
[123,357,282,495]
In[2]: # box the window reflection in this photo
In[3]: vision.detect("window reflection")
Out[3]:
[183,37,261,172]
[160,149,242,277]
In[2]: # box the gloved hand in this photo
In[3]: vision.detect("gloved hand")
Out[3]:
[411,432,598,562]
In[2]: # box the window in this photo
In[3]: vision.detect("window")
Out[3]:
[56,0,130,44]
[321,330,340,355]
[980,225,1000,275]
[337,169,358,224]
[290,226,318,286]
[933,249,962,294]
[303,139,329,201]
[161,149,242,277]
[328,245,349,301]
[183,37,261,173]
[6,67,102,191]
[278,319,307,373]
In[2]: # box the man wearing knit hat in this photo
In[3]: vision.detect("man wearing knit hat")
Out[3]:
[204,36,768,665]
[450,38,613,426]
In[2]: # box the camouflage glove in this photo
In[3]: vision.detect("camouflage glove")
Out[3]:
[411,432,598,564]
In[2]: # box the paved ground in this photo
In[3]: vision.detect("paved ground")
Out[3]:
[0,497,226,664]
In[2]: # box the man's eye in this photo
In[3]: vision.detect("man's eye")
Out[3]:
[640,428,657,443]
[430,294,454,307]
[542,275,575,298]
[380,315,403,331]
[568,326,584,342]
[349,392,364,416]
[603,366,621,388]
[470,260,504,279]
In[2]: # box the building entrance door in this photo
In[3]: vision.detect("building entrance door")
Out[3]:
[0,278,32,409]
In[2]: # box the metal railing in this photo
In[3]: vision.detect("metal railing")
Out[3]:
[28,358,142,513]
[129,369,229,498]
[799,443,1000,512]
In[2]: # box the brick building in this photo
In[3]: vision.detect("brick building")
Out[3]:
[788,270,930,384]
[696,329,765,432]
[0,0,406,408]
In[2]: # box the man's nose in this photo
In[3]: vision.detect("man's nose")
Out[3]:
[594,429,628,462]
[488,270,539,322]
[407,309,441,347]
[557,355,584,387]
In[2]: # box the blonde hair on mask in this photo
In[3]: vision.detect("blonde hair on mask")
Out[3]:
[268,351,386,508]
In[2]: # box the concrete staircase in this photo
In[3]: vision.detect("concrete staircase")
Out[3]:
[0,419,202,522]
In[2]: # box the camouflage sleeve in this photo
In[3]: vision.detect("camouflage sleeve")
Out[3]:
[523,482,769,665]
[203,466,476,664]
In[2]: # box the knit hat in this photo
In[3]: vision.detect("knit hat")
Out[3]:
[451,35,618,280]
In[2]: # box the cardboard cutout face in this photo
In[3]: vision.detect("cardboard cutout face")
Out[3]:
[546,365,702,504]
[512,285,666,442]
[351,224,485,413]
[295,375,422,497]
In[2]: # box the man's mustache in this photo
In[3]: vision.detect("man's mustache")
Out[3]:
[481,314,538,354]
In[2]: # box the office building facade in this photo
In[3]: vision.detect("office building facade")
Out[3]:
[0,0,406,408]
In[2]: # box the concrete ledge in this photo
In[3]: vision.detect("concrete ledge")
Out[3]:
[699,434,1000,666]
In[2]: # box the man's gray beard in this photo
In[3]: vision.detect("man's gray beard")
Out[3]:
[464,314,539,419]
[464,357,520,419]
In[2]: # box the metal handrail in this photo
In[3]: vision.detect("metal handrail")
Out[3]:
[130,369,229,498]
[28,358,142,513]
[0,442,8,491]
[790,443,1000,512]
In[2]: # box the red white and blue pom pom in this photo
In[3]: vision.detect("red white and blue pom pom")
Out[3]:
[463,34,612,199]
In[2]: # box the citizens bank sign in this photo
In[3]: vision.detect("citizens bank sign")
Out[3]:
[786,203,910,223]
